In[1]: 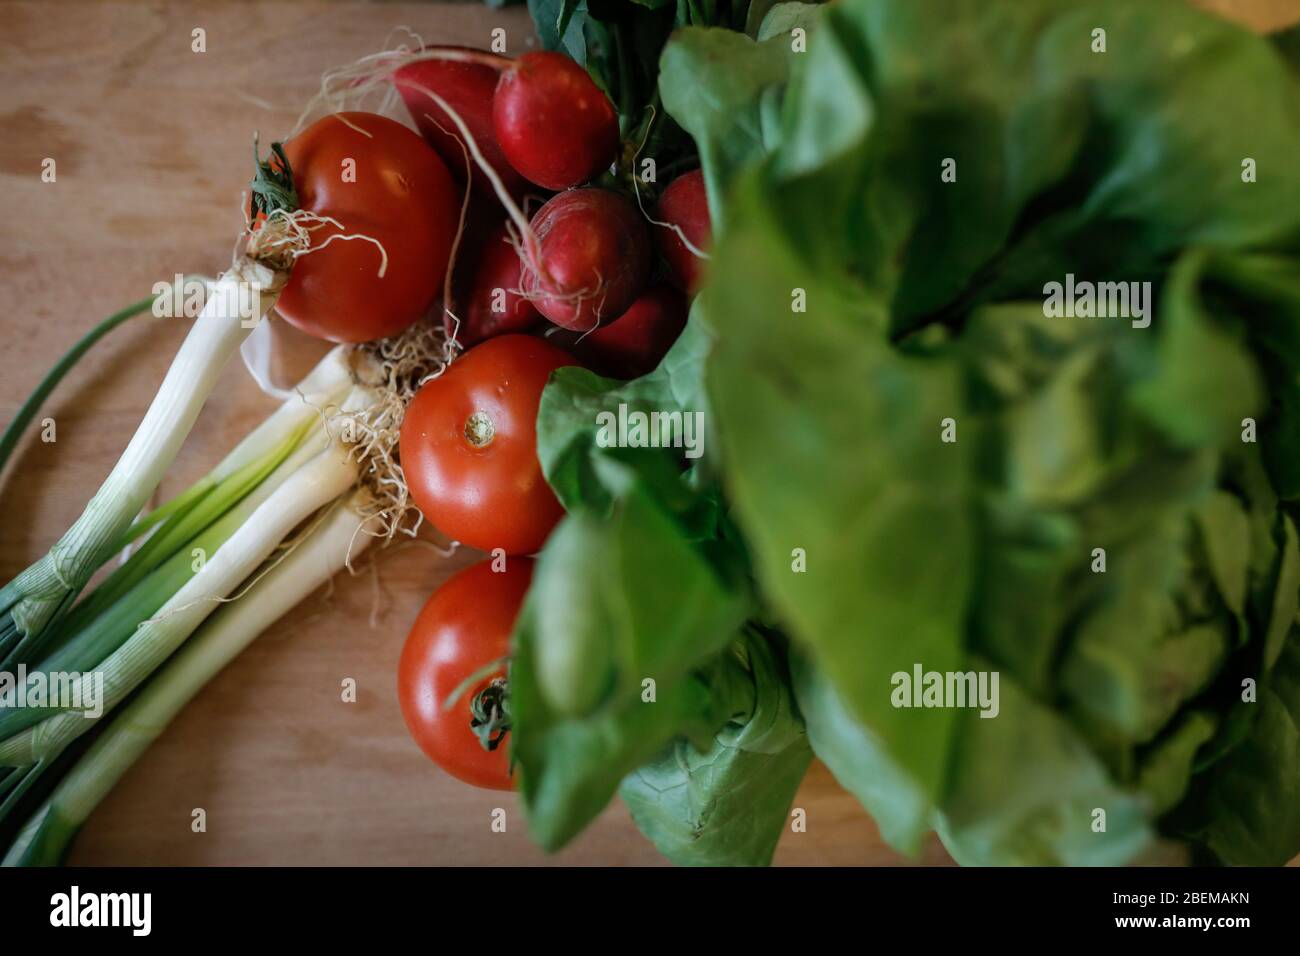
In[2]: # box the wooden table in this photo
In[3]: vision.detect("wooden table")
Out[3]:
[0,0,1293,866]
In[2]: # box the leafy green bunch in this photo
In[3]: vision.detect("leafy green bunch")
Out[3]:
[509,0,1300,865]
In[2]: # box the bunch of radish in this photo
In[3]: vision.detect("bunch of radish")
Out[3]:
[392,48,709,368]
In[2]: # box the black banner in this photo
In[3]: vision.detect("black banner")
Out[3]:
[0,864,1291,942]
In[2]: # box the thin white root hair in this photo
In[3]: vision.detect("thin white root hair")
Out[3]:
[285,42,543,276]
[293,43,507,138]
[417,94,539,266]
[247,208,390,279]
[425,110,474,353]
[504,218,610,334]
[631,105,710,261]
[321,319,456,545]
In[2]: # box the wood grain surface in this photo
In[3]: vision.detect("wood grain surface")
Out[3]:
[0,0,1294,867]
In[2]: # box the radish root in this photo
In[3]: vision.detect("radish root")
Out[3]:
[630,106,710,261]
[291,43,556,324]
[245,207,389,279]
[291,45,535,267]
[420,112,475,352]
[332,317,456,545]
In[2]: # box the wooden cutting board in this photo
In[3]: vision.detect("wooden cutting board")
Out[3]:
[0,0,1293,867]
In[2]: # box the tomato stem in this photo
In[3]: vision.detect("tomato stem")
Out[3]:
[463,410,495,448]
[249,134,298,219]
[469,677,511,752]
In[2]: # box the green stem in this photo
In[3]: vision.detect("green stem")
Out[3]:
[3,490,378,866]
[5,423,308,673]
[469,677,512,752]
[613,27,636,137]
[3,264,284,644]
[0,423,330,738]
[108,478,215,553]
[0,295,155,479]
[0,431,362,770]
[58,420,311,639]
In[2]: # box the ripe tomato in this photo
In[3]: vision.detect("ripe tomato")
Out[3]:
[398,558,533,790]
[276,111,459,343]
[399,334,577,554]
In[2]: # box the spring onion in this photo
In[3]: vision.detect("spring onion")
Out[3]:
[0,260,287,659]
[3,488,381,865]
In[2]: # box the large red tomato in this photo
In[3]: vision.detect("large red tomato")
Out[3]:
[276,111,459,343]
[399,334,577,555]
[397,558,533,790]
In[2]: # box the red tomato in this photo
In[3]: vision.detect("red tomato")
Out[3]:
[399,335,577,554]
[398,558,533,790]
[276,112,459,343]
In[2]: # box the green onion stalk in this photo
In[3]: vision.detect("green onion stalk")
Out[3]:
[0,301,446,857]
[0,259,289,663]
[4,487,382,865]
[0,123,456,861]
[0,137,308,666]
[0,372,375,822]
[0,344,355,676]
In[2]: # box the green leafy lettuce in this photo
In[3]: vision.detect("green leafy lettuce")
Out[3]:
[509,0,1300,866]
[696,0,1300,865]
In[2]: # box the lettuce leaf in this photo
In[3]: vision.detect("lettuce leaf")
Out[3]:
[691,0,1300,866]
[621,631,812,865]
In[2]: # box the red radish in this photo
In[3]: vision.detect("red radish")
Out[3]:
[522,188,652,332]
[654,169,711,295]
[394,50,530,200]
[493,52,619,191]
[574,285,688,379]
[450,222,541,347]
[275,112,459,343]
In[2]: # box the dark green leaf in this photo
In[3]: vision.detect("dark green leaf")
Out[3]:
[659,28,793,224]
[537,314,714,516]
[789,650,931,854]
[701,173,972,809]
[1137,711,1218,817]
[938,660,1152,866]
[621,632,812,865]
[1166,630,1300,865]
[510,475,751,851]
